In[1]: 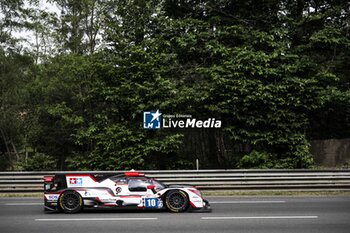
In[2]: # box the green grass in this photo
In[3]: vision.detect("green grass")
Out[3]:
[0,193,42,198]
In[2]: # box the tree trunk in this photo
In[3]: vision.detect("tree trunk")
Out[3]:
[0,128,12,170]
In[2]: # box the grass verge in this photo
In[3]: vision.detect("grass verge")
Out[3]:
[0,193,42,198]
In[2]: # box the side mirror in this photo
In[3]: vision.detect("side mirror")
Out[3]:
[147,185,156,194]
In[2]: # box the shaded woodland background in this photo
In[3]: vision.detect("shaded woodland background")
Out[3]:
[0,0,349,171]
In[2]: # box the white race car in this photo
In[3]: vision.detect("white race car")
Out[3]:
[44,171,211,213]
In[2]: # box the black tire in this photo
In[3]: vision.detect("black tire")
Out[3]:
[58,191,83,214]
[165,190,189,213]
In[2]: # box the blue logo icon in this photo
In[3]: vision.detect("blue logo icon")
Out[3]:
[76,178,83,185]
[143,110,162,129]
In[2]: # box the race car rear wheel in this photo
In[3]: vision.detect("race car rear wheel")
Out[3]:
[58,191,83,214]
[165,190,189,213]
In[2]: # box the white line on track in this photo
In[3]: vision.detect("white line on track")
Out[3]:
[202,216,318,220]
[210,201,286,204]
[5,203,42,205]
[35,218,158,222]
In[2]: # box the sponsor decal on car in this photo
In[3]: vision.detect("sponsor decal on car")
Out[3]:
[100,198,116,202]
[45,194,59,201]
[69,177,83,186]
[115,187,122,194]
[84,191,98,197]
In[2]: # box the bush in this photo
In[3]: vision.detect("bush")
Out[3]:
[239,148,314,169]
[21,153,57,171]
[239,150,277,169]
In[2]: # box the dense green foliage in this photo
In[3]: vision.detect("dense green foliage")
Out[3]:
[0,0,349,170]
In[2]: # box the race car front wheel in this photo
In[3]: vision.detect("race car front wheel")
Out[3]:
[58,191,83,214]
[165,190,189,213]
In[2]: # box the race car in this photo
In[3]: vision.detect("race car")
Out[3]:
[44,171,211,213]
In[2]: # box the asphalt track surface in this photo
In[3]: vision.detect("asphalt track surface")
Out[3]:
[0,196,349,233]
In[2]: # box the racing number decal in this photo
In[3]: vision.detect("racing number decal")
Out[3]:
[144,198,159,208]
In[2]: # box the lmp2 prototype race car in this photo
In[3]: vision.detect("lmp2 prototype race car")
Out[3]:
[44,171,210,213]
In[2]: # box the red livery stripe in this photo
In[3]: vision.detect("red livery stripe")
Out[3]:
[65,174,97,182]
[189,201,197,208]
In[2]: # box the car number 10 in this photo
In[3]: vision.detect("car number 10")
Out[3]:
[145,198,159,208]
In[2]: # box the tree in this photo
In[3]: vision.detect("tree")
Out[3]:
[158,0,326,168]
[283,0,350,140]
[50,0,106,54]
[1,0,350,171]
[0,0,36,170]
[67,0,185,170]
[0,50,34,170]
